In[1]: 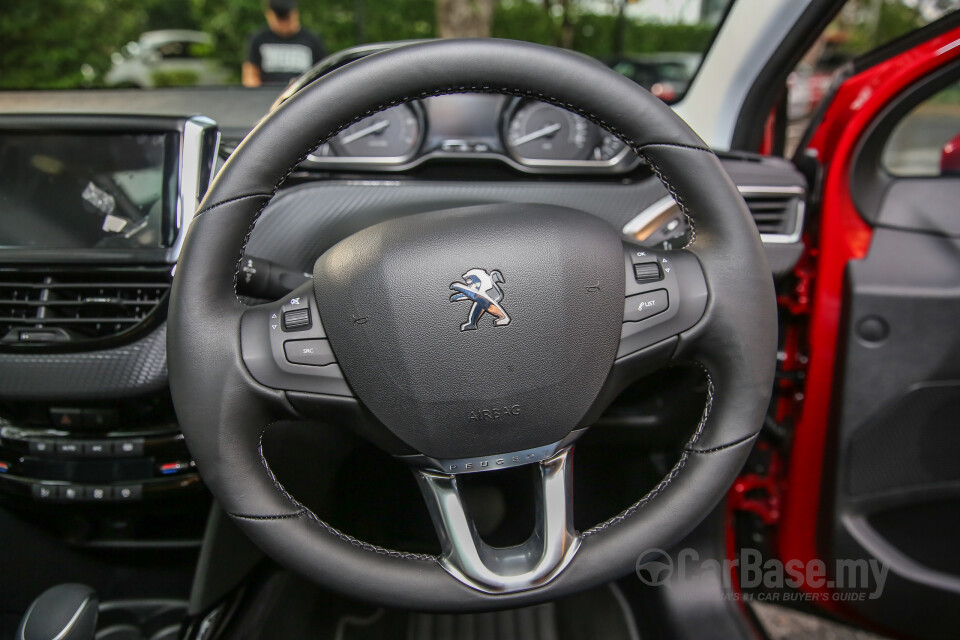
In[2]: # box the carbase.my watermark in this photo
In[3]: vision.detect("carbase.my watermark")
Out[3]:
[635,548,888,600]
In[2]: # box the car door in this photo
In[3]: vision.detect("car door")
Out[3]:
[779,14,960,639]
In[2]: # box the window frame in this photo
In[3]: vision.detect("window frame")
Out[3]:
[850,58,960,220]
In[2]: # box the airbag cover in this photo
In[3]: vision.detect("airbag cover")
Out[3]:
[313,203,624,458]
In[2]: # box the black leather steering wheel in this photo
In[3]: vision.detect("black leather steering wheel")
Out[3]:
[168,39,776,610]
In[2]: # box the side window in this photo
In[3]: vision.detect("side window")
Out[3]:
[783,1,959,157]
[882,81,960,176]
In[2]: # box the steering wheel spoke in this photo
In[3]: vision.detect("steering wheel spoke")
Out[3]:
[618,242,708,360]
[416,448,580,594]
[574,242,712,421]
[240,280,354,398]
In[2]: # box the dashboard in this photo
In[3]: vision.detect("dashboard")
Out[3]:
[302,95,634,174]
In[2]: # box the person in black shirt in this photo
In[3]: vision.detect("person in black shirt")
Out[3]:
[243,0,326,87]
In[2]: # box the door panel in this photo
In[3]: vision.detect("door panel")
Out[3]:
[824,226,960,638]
[779,20,960,639]
[875,178,960,235]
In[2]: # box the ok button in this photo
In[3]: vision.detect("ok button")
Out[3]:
[624,289,668,322]
[283,339,337,366]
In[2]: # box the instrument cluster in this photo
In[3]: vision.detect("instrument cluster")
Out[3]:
[305,95,637,174]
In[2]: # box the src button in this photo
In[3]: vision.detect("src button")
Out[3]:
[624,289,669,322]
[283,339,336,366]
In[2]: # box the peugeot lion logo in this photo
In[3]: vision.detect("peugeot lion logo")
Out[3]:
[449,268,511,331]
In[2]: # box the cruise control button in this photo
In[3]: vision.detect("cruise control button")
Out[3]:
[624,289,669,322]
[283,339,336,366]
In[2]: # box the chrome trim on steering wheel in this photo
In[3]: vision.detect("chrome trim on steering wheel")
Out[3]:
[416,448,580,594]
[401,429,584,474]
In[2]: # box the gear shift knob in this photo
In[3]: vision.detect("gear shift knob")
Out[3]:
[17,584,98,640]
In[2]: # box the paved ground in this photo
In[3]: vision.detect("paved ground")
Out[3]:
[751,602,890,640]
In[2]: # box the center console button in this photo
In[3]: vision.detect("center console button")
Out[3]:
[50,408,82,428]
[32,484,56,500]
[113,485,142,501]
[84,486,110,501]
[113,439,144,457]
[83,441,111,457]
[58,485,82,501]
[83,409,118,429]
[29,440,54,455]
[56,442,82,456]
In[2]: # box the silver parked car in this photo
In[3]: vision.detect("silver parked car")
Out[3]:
[105,30,230,88]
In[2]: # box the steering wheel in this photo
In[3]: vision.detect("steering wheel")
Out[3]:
[168,39,776,610]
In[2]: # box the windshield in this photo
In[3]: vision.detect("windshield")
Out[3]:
[0,0,734,103]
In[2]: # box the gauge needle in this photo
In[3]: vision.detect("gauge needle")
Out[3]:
[511,122,562,146]
[341,119,390,144]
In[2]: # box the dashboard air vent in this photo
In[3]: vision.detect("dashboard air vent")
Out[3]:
[0,267,172,347]
[740,188,804,241]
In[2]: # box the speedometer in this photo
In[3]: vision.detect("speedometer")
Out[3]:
[331,104,421,159]
[506,102,590,161]
[505,100,630,165]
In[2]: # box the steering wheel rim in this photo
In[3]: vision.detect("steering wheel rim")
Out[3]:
[168,39,777,610]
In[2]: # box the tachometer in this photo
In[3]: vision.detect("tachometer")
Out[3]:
[594,133,626,162]
[331,104,421,159]
[506,102,590,161]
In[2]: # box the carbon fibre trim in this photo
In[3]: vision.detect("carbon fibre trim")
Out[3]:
[244,180,667,273]
[245,155,805,275]
[0,324,167,400]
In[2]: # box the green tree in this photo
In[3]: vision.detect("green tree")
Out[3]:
[0,0,146,89]
[836,0,925,56]
[0,0,718,90]
[146,0,200,30]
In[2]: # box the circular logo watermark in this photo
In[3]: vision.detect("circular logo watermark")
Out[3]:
[635,548,674,586]
[633,546,889,599]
